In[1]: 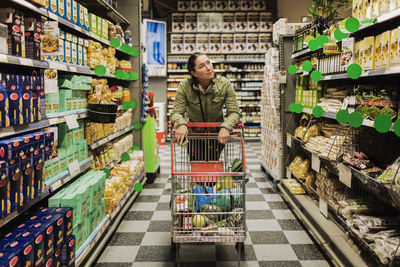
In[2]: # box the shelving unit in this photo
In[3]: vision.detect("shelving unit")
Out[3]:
[280,9,400,266]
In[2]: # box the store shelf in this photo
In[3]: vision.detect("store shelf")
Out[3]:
[0,54,48,68]
[0,111,88,139]
[302,107,395,131]
[167,88,178,91]
[76,172,146,267]
[278,182,369,267]
[105,160,121,171]
[352,8,400,35]
[0,157,93,228]
[229,78,263,81]
[291,48,313,59]
[168,69,264,73]
[238,96,260,100]
[168,52,266,55]
[90,125,135,150]
[242,112,260,115]
[321,66,400,81]
[236,87,262,90]
[85,0,130,25]
[239,104,261,107]
[45,158,93,192]
[168,60,265,64]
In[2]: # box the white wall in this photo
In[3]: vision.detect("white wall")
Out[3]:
[278,0,312,22]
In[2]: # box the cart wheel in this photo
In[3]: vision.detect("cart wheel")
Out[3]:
[235,242,245,256]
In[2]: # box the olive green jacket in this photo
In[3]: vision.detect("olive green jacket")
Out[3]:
[171,76,240,131]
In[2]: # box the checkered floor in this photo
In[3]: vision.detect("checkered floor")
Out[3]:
[95,142,332,267]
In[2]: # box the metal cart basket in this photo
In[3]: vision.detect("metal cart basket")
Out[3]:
[170,122,247,262]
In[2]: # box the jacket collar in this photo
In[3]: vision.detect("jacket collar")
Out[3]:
[191,76,221,95]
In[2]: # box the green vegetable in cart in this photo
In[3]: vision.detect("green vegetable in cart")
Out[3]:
[193,215,206,227]
[381,107,397,119]
[231,158,243,173]
[200,204,221,221]
[368,106,381,120]
[216,220,226,227]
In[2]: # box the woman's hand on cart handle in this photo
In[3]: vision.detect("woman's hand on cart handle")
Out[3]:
[185,122,244,128]
[175,124,188,145]
[218,128,230,144]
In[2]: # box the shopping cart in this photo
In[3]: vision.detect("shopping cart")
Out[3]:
[170,122,247,264]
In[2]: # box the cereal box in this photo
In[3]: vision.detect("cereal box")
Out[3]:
[228,0,241,10]
[203,0,215,10]
[374,33,383,68]
[197,13,210,32]
[248,12,260,32]
[172,13,185,32]
[196,34,209,53]
[184,13,197,32]
[177,0,190,11]
[364,36,375,70]
[183,34,196,54]
[246,33,259,53]
[209,34,221,53]
[222,34,234,53]
[191,0,203,11]
[359,38,365,69]
[260,12,273,32]
[216,0,228,10]
[234,33,247,53]
[171,34,184,54]
[235,13,247,32]
[381,30,391,67]
[241,0,253,10]
[210,13,223,32]
[223,13,235,31]
[390,27,400,66]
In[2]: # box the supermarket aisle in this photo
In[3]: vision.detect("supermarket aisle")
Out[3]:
[95,142,331,267]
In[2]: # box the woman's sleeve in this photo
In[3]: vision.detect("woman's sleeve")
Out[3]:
[171,81,188,128]
[221,81,240,131]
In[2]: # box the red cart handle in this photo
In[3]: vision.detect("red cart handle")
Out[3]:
[169,122,244,128]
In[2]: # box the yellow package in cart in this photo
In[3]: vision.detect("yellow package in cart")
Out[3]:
[364,36,375,70]
[374,33,383,68]
[391,28,400,66]
[381,30,391,67]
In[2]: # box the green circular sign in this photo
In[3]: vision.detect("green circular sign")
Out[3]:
[110,38,121,48]
[345,17,360,33]
[121,71,129,80]
[311,70,322,82]
[312,106,324,118]
[349,112,364,128]
[288,65,297,75]
[101,168,111,179]
[316,35,329,47]
[347,63,362,79]
[134,183,143,192]
[295,104,303,114]
[302,61,313,72]
[94,65,106,77]
[134,121,141,130]
[131,72,139,81]
[114,69,124,79]
[122,101,131,110]
[394,119,400,137]
[121,152,130,162]
[336,110,350,124]
[131,100,137,108]
[308,39,319,51]
[120,43,131,54]
[129,47,140,57]
[289,103,296,112]
[305,36,315,44]
[131,144,141,151]
[334,28,347,41]
[374,114,392,133]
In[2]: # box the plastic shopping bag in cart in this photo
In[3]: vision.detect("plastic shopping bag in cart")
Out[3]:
[213,187,243,211]
[192,186,216,211]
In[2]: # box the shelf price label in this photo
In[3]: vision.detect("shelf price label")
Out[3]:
[339,163,352,188]
[286,133,292,148]
[65,115,79,130]
[311,154,320,172]
[19,58,34,66]
[68,160,81,178]
[319,199,328,218]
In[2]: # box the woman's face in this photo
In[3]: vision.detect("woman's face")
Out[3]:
[191,55,214,81]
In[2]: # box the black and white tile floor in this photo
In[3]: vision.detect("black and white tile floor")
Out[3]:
[95,142,332,267]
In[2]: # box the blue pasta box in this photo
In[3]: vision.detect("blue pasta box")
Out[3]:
[21,158,33,204]
[53,246,61,267]
[8,162,22,211]
[21,76,32,91]
[61,235,74,267]
[15,229,45,267]
[72,0,78,25]
[8,239,34,267]
[65,0,72,22]
[39,207,73,238]
[48,0,57,15]
[21,89,33,124]
[27,221,54,258]
[0,251,20,267]
[20,134,34,157]
[33,155,44,198]
[32,132,45,156]
[0,161,8,218]
[31,90,40,122]
[35,213,64,248]
[78,3,84,28]
[44,256,53,267]
[44,132,54,155]
[0,88,10,127]
[8,86,22,126]
[1,73,18,91]
[32,75,44,98]
[0,138,24,163]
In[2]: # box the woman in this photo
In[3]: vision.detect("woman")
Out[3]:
[171,52,240,161]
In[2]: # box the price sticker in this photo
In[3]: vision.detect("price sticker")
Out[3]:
[349,96,356,105]
[0,126,15,138]
[48,12,58,21]
[69,66,77,72]
[286,133,292,148]
[19,58,34,66]
[286,167,291,179]
[68,160,81,178]
[65,115,79,130]
[339,163,352,188]
[48,118,60,125]
[319,199,328,218]
[364,119,374,127]
[74,25,81,31]
[0,54,8,63]
[50,182,61,192]
[311,154,320,172]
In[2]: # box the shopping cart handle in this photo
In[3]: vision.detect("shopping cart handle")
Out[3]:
[169,122,244,128]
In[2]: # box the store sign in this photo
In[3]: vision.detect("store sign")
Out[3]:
[143,19,166,77]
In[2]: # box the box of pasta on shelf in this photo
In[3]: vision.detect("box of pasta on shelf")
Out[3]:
[172,13,185,32]
[223,13,235,32]
[184,34,196,54]
[260,12,274,32]
[222,34,234,53]
[228,0,241,10]
[185,13,197,32]
[241,0,253,10]
[234,33,247,53]
[209,34,222,53]
[246,33,259,53]
[254,0,267,10]
[216,0,228,10]
[235,12,247,32]
[177,0,190,11]
[248,12,260,32]
[210,13,223,32]
[259,33,272,52]
[196,34,209,53]
[203,0,216,11]
[171,34,184,54]
[197,13,210,32]
[390,27,400,66]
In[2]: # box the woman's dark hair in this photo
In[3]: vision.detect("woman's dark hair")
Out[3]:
[187,52,206,80]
